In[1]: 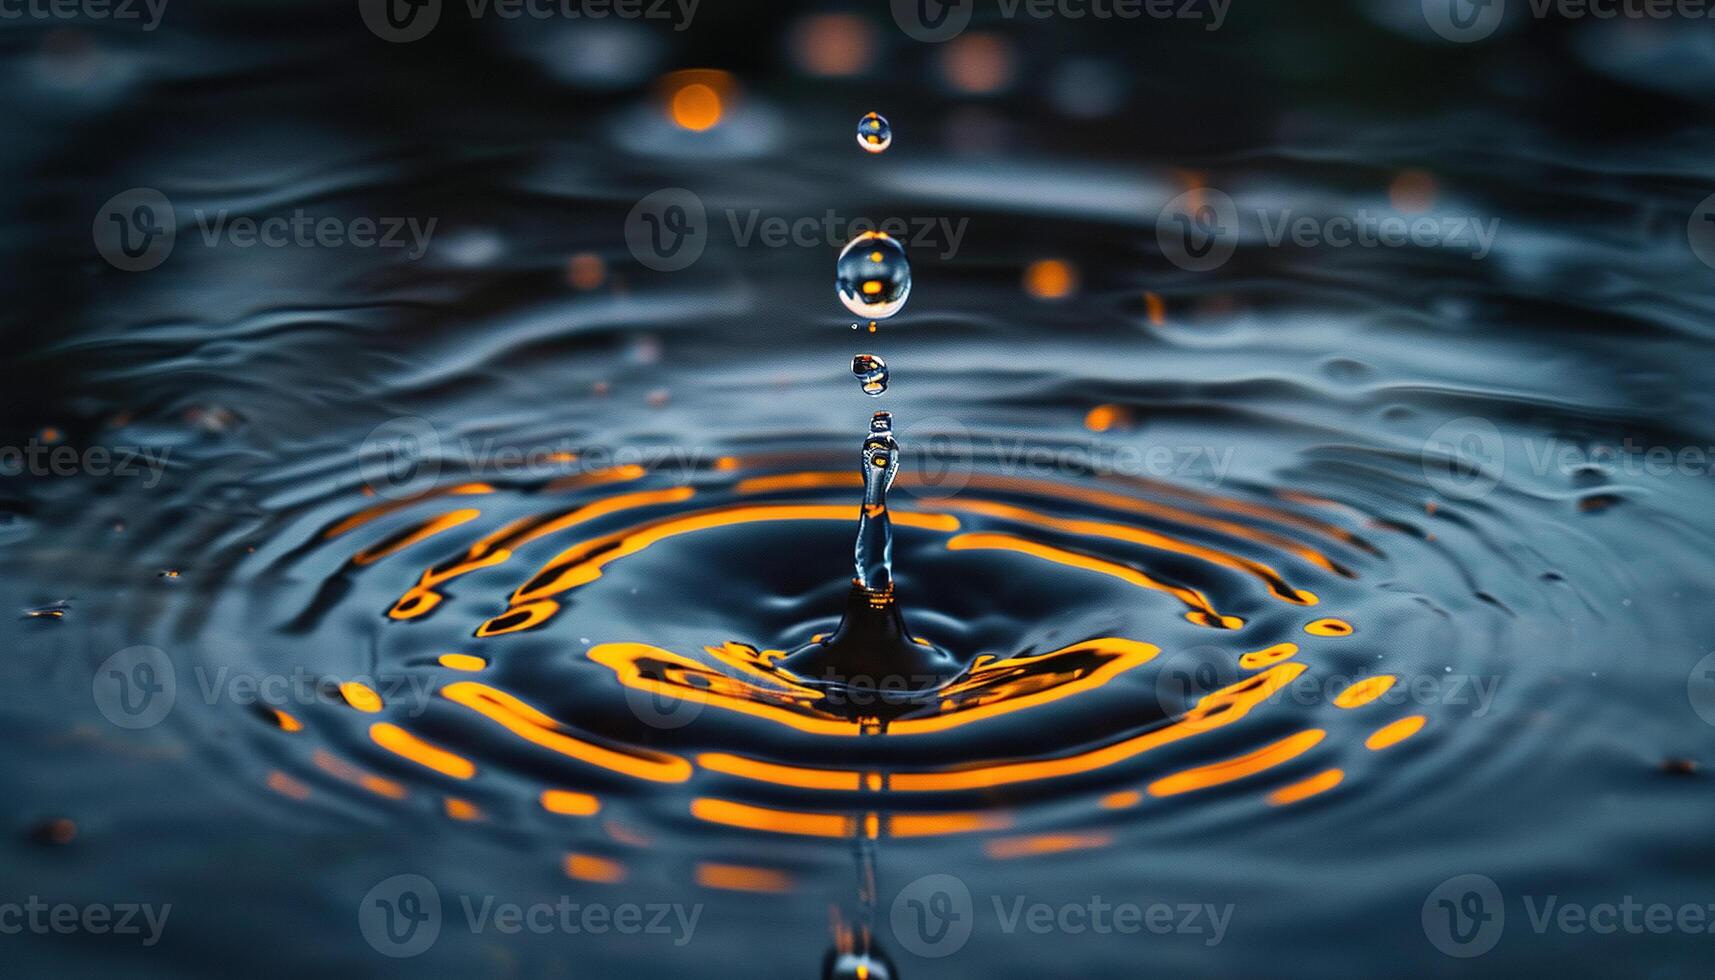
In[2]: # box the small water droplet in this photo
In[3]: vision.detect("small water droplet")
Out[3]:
[836,232,910,320]
[856,111,891,153]
[852,353,888,396]
[23,601,68,620]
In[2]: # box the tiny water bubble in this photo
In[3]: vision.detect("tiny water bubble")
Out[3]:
[852,353,888,396]
[856,112,892,153]
[837,232,910,320]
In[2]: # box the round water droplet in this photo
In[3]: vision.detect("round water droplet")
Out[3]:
[856,111,891,153]
[836,232,910,319]
[852,353,888,396]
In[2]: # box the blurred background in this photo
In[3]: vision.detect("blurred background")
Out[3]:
[4,1,1715,978]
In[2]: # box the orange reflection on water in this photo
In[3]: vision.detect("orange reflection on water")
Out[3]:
[370,723,476,779]
[695,863,794,894]
[541,789,602,816]
[1306,618,1353,637]
[1334,675,1396,708]
[1147,729,1327,797]
[444,798,482,821]
[353,509,482,566]
[949,533,1243,629]
[477,504,960,636]
[266,770,312,801]
[691,798,853,838]
[890,662,1308,791]
[698,754,864,791]
[1100,790,1142,810]
[1239,643,1299,669]
[389,486,692,622]
[1365,715,1426,750]
[985,833,1112,859]
[325,482,494,539]
[1267,768,1345,806]
[565,853,627,884]
[888,811,1010,837]
[941,498,1318,606]
[441,681,692,782]
[734,469,1360,576]
[339,681,383,713]
[590,636,1157,738]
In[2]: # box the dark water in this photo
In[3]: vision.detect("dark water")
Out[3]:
[5,3,1715,978]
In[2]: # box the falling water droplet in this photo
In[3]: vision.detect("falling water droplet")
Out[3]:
[836,232,911,320]
[854,422,901,593]
[856,111,891,153]
[852,353,888,396]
